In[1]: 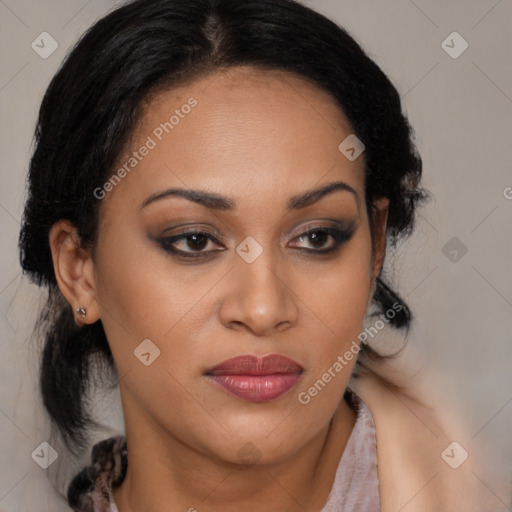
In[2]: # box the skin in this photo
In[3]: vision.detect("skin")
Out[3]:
[49,66,389,512]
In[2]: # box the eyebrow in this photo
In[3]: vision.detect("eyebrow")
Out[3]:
[141,180,359,212]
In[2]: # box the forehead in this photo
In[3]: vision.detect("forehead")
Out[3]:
[103,66,365,214]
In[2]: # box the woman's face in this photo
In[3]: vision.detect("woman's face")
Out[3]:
[70,66,387,464]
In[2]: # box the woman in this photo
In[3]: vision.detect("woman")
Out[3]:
[18,0,496,510]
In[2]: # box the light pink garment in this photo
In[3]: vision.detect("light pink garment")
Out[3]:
[320,390,381,512]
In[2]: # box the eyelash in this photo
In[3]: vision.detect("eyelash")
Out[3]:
[156,225,355,259]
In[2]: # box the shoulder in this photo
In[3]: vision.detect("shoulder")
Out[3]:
[351,371,500,512]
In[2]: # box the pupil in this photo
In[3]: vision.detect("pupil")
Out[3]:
[187,233,208,250]
[310,230,327,248]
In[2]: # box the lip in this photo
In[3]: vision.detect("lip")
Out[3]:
[205,354,304,403]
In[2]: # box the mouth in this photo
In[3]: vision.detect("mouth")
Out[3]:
[204,354,304,403]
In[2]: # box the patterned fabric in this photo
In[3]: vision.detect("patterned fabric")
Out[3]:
[67,436,127,512]
[67,389,380,511]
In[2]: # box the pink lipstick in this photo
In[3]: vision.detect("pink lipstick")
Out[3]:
[205,354,303,402]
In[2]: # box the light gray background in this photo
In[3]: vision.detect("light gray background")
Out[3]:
[0,0,511,510]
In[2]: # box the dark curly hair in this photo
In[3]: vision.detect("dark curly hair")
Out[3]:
[19,0,429,457]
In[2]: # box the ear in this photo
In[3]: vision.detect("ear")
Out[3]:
[48,220,100,326]
[369,197,389,294]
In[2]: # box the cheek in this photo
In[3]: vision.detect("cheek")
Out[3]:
[92,227,171,358]
[292,229,372,394]
[92,225,225,377]
[302,230,373,338]
[293,244,372,421]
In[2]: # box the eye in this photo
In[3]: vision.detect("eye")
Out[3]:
[157,230,224,258]
[289,226,355,254]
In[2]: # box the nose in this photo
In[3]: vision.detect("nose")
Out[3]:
[219,247,299,337]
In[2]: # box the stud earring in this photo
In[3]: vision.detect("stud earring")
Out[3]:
[76,307,87,318]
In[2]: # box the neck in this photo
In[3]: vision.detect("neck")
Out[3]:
[113,397,356,512]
